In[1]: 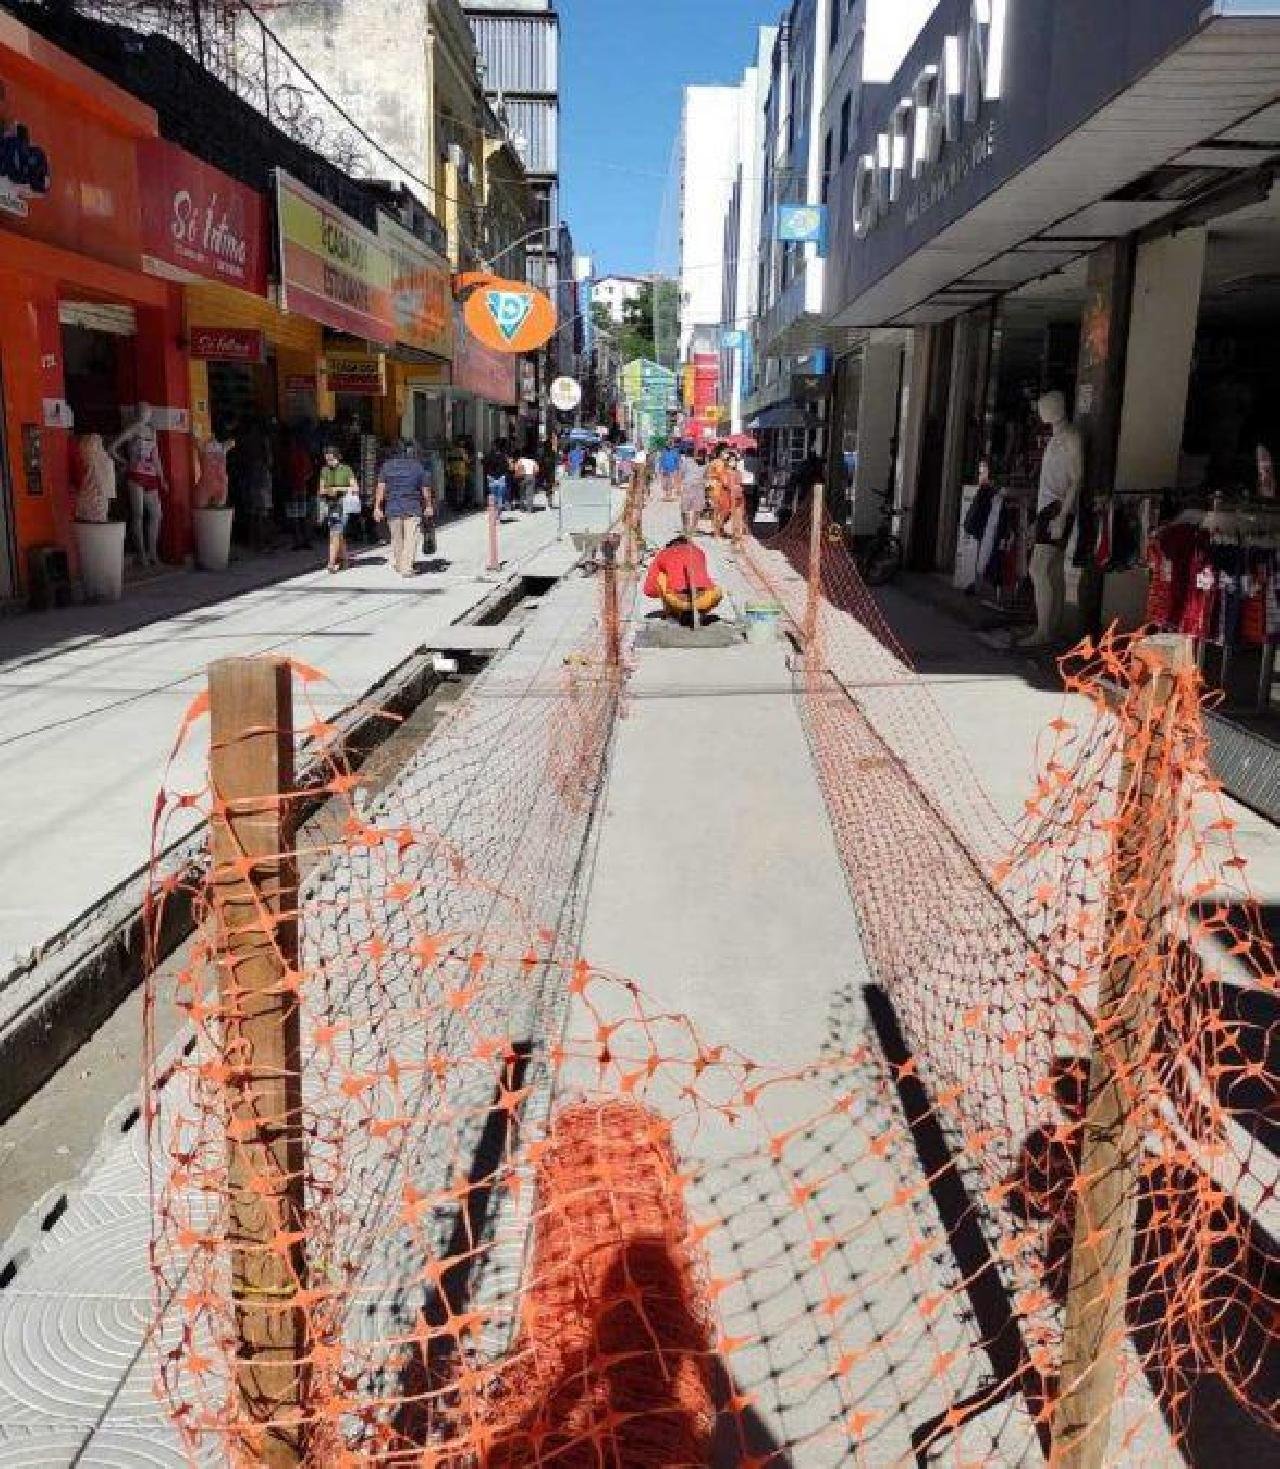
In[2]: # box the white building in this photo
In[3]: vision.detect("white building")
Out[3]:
[676,86,743,364]
[722,27,778,434]
[591,275,646,324]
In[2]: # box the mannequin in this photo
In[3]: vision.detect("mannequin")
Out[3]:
[111,403,167,566]
[74,434,117,523]
[1023,390,1083,648]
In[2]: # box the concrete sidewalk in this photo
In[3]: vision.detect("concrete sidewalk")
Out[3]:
[560,519,1048,1465]
[0,501,565,979]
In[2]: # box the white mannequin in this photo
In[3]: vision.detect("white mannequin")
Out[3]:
[111,403,167,566]
[1024,390,1083,648]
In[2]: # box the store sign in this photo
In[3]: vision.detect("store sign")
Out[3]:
[189,327,266,364]
[139,140,268,295]
[461,276,557,354]
[853,0,1010,236]
[275,170,395,344]
[377,212,453,358]
[0,115,51,218]
[323,353,386,395]
[777,205,828,248]
[0,59,139,269]
[284,373,317,394]
[550,376,583,412]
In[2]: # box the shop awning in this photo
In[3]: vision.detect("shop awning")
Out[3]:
[749,403,811,431]
[833,9,1280,329]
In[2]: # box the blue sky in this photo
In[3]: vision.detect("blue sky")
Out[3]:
[560,0,783,278]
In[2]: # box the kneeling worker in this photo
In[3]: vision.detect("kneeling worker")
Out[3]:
[643,535,724,624]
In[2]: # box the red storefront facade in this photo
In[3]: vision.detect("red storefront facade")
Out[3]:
[0,12,194,598]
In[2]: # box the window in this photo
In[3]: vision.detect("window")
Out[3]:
[822,130,833,204]
[839,93,852,161]
[829,0,840,51]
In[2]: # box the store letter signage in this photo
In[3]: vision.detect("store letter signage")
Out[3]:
[275,170,396,345]
[190,327,266,364]
[0,115,51,218]
[139,140,268,294]
[377,213,453,358]
[854,0,1010,236]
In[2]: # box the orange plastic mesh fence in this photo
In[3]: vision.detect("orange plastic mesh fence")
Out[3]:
[142,478,1278,1466]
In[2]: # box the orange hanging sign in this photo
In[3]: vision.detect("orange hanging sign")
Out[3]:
[460,275,557,354]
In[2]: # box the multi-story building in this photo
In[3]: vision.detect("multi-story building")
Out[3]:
[464,0,562,433]
[722,27,778,436]
[463,2,560,284]
[676,85,743,440]
[592,276,646,325]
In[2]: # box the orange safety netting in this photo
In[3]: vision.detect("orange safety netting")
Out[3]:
[142,477,1278,1467]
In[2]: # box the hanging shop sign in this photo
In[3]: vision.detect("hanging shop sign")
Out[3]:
[550,376,583,412]
[853,0,1010,237]
[189,326,266,364]
[275,170,395,344]
[377,212,453,358]
[777,205,828,250]
[458,273,557,354]
[323,353,386,396]
[138,139,268,295]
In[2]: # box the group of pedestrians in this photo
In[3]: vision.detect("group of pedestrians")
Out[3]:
[317,439,437,577]
[482,439,559,514]
[671,443,754,543]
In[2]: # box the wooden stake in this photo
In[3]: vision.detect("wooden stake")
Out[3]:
[487,491,500,572]
[803,482,825,652]
[209,657,307,1467]
[1051,633,1194,1469]
[600,535,621,668]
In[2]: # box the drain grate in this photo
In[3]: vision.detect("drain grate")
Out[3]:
[1204,710,1280,823]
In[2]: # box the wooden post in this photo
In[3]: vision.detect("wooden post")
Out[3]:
[487,491,500,572]
[209,657,307,1467]
[1051,633,1194,1469]
[803,482,825,651]
[600,534,621,669]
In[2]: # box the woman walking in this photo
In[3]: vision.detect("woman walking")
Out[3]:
[679,449,709,538]
[318,444,359,573]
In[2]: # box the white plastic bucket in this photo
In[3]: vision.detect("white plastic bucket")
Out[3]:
[743,602,783,645]
[74,519,126,602]
[194,506,234,571]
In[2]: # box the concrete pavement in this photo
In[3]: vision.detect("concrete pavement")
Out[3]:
[0,502,565,980]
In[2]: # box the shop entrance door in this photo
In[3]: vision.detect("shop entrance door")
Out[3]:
[0,354,16,601]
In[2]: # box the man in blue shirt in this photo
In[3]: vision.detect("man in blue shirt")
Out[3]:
[375,441,433,577]
[658,443,681,500]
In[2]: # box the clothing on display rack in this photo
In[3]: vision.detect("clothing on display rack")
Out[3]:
[1146,508,1280,649]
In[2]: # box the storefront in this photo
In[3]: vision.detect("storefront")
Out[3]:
[0,13,192,598]
[825,0,1280,742]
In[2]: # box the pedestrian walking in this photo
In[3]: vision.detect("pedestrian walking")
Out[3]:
[658,443,681,500]
[484,440,512,512]
[374,440,434,577]
[515,449,540,512]
[318,444,358,573]
[680,449,709,538]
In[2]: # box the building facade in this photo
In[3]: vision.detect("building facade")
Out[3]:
[464,0,562,436]
[592,276,646,325]
[722,27,778,436]
[676,85,742,441]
